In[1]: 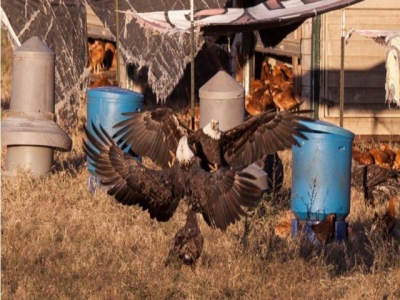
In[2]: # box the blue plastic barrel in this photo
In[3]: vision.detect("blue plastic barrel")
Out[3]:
[291,120,355,221]
[86,86,143,177]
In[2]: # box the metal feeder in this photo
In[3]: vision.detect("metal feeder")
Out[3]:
[199,70,245,130]
[2,36,72,176]
[290,120,355,243]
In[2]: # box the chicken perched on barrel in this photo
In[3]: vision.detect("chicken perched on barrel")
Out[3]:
[112,107,314,172]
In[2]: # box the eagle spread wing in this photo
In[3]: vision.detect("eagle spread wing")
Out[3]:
[113,108,191,168]
[84,123,261,231]
[221,109,313,168]
[188,166,262,231]
[84,123,183,222]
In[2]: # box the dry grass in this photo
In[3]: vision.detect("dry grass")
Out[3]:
[2,28,400,300]
[2,137,400,299]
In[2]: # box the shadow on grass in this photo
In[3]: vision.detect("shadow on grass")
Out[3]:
[296,220,400,277]
[52,152,86,177]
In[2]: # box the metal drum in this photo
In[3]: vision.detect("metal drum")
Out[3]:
[86,86,143,177]
[291,120,355,221]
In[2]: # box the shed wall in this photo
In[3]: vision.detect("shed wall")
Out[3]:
[314,0,400,137]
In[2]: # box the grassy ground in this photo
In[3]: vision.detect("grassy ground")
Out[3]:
[2,28,400,299]
[2,146,400,299]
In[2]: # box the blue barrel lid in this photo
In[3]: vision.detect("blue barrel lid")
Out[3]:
[87,86,143,100]
[300,119,355,139]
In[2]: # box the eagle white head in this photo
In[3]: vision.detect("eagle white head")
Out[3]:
[202,119,221,140]
[176,136,195,166]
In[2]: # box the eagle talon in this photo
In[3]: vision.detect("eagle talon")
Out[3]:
[208,163,218,172]
[168,150,176,168]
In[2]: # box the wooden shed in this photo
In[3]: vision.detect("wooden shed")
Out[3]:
[254,0,400,141]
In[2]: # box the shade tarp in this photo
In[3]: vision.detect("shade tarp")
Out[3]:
[128,0,363,34]
[1,0,363,130]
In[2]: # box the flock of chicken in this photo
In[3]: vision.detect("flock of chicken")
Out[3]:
[245,61,301,116]
[87,39,117,88]
[353,143,400,171]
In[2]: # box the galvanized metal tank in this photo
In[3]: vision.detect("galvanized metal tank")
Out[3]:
[2,36,72,175]
[199,70,245,131]
[291,120,355,221]
[86,86,144,177]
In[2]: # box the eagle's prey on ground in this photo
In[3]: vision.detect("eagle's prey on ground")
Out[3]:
[83,123,262,232]
[112,107,314,171]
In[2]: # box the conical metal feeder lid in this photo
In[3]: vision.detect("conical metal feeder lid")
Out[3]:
[2,111,72,151]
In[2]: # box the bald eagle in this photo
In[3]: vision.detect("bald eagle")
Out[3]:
[113,107,313,171]
[164,209,204,267]
[83,123,262,231]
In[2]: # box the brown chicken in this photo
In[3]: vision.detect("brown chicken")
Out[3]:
[271,64,293,86]
[260,61,273,85]
[352,146,375,165]
[393,149,400,171]
[277,63,294,84]
[274,210,293,239]
[380,143,396,166]
[369,149,391,169]
[245,77,275,116]
[164,210,204,267]
[372,197,397,236]
[270,85,301,111]
[346,225,363,244]
[90,73,113,88]
[89,40,105,74]
[311,213,336,246]
[251,78,264,91]
[245,95,265,116]
[104,42,117,70]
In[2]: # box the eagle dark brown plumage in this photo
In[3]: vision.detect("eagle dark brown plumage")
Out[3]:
[113,107,314,171]
[83,123,262,231]
[351,164,399,205]
[164,210,204,267]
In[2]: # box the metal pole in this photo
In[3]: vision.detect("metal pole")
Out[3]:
[115,0,120,86]
[310,16,321,120]
[339,9,345,127]
[190,0,195,130]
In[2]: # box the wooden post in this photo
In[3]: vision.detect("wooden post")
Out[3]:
[190,0,195,130]
[115,0,120,86]
[339,9,346,128]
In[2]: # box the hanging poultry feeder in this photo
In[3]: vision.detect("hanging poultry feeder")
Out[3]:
[199,70,245,130]
[1,36,72,176]
[291,120,355,243]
